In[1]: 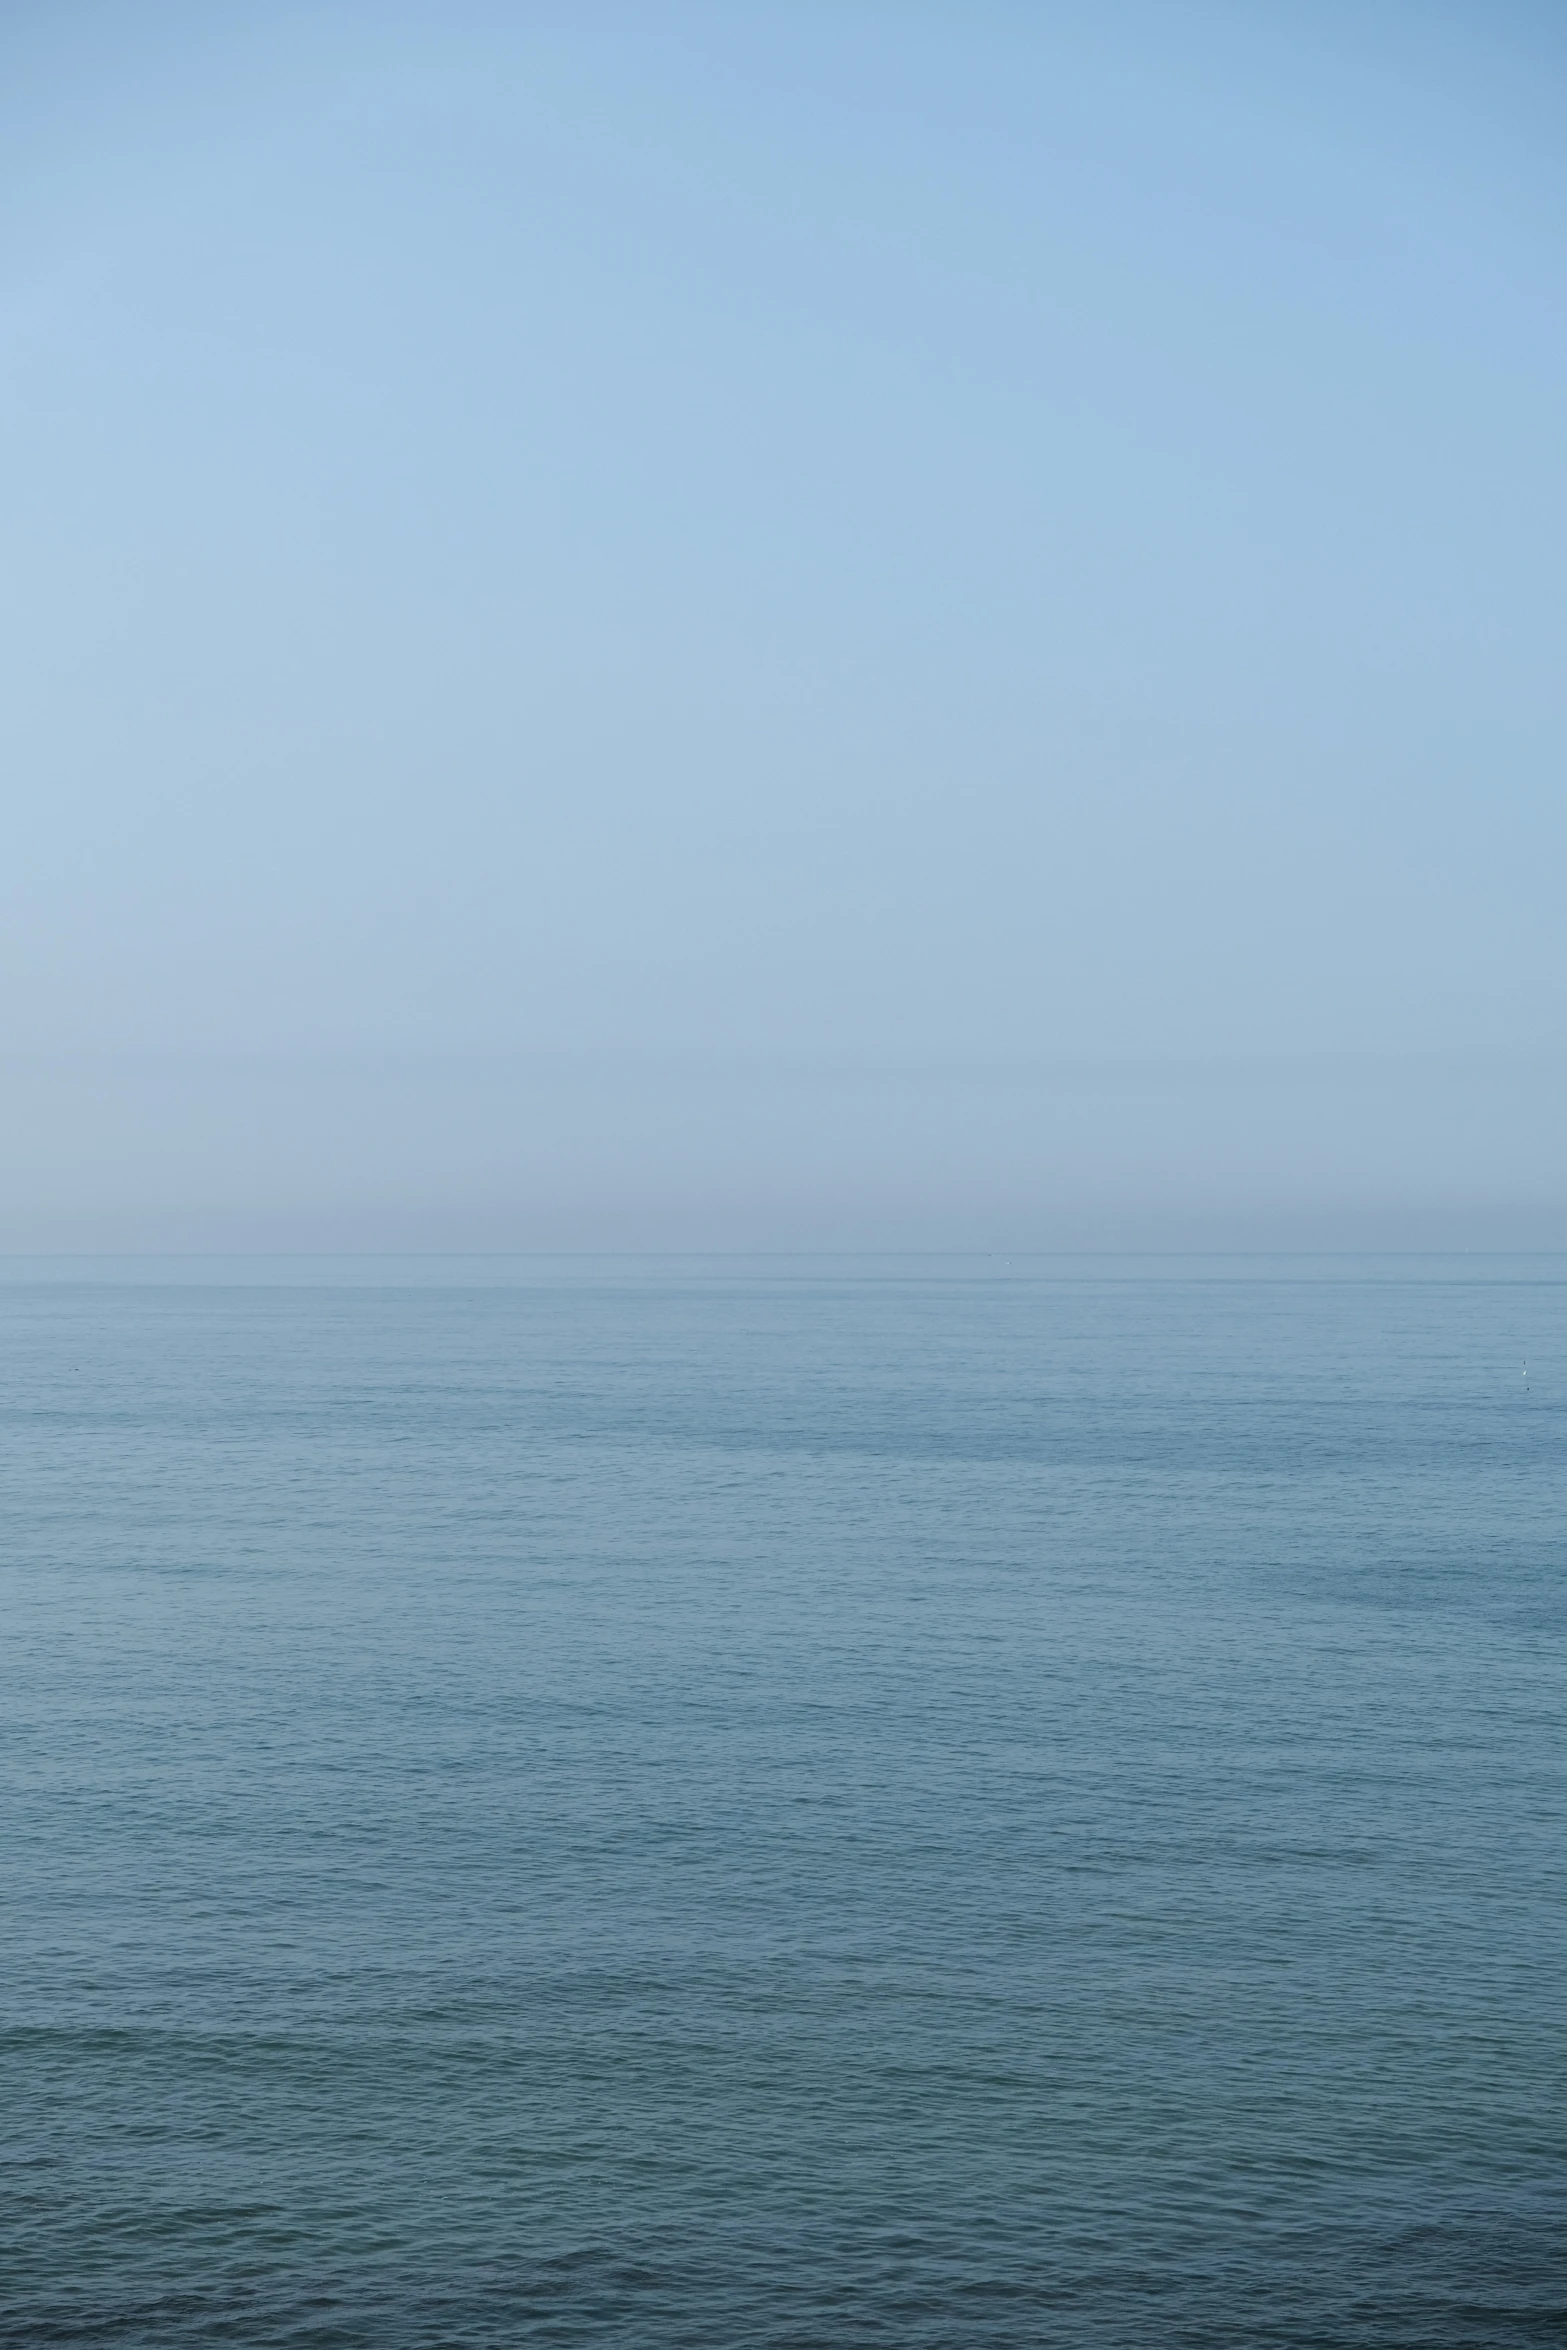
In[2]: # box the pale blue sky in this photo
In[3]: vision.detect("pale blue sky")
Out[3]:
[4,1,1566,1246]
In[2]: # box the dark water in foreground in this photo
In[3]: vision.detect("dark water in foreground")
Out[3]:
[1,1256,1563,2347]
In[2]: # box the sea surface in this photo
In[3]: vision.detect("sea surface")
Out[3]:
[1,1255,1563,2347]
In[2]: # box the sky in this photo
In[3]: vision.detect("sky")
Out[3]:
[3,0,1566,1250]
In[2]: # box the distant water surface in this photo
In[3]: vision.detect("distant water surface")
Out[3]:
[1,1256,1563,2346]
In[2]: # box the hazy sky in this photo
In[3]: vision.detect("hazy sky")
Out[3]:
[4,0,1566,1248]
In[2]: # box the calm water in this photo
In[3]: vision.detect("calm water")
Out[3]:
[2,1257,1563,2347]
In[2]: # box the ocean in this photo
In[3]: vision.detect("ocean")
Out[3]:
[1,1255,1562,2346]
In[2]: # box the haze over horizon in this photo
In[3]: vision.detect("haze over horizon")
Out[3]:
[5,1,1566,1250]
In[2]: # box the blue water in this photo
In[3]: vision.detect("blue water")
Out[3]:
[2,1256,1563,2347]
